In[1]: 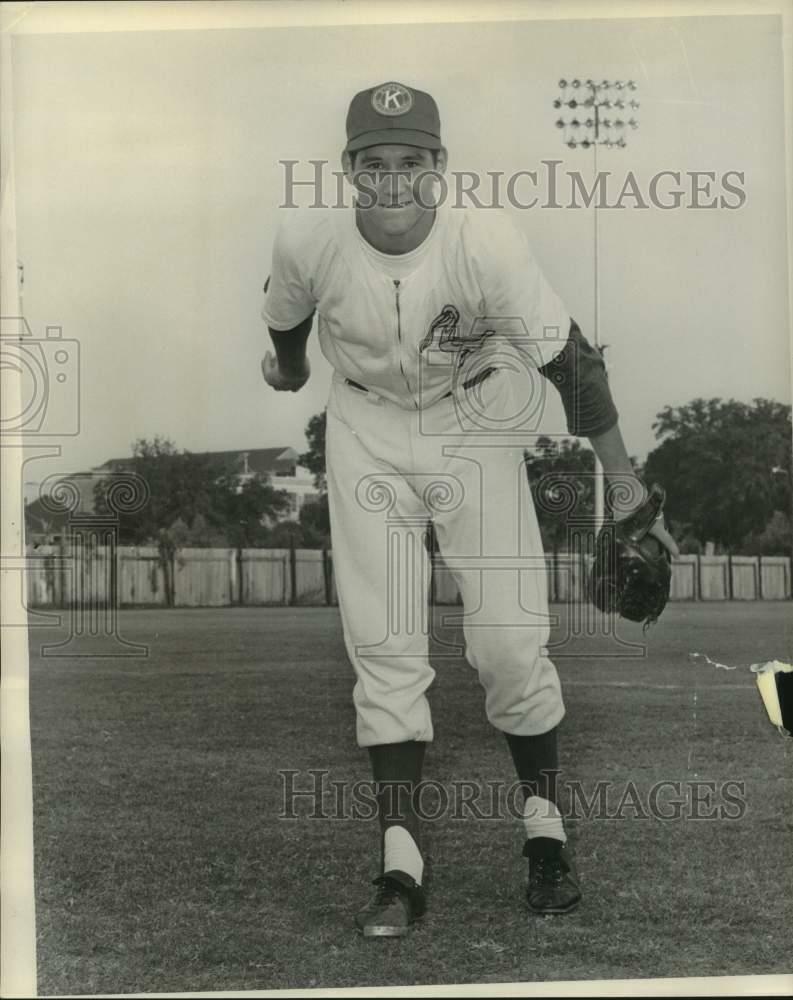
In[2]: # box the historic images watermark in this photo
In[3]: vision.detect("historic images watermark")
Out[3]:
[279,159,747,212]
[278,770,748,823]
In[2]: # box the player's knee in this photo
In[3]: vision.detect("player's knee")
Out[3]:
[466,629,544,676]
[466,637,562,723]
[482,681,565,735]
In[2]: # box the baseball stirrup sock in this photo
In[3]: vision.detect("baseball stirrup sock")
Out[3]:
[368,740,426,845]
[383,825,424,885]
[522,795,567,844]
[504,729,560,805]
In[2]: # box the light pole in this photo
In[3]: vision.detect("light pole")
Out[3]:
[553,78,639,533]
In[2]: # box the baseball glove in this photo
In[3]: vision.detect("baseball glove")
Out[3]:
[590,483,672,629]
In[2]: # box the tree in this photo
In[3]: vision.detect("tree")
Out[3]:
[95,436,291,546]
[294,411,332,548]
[523,436,597,553]
[740,510,793,557]
[299,411,327,491]
[24,495,70,544]
[643,398,792,553]
[266,519,305,548]
[299,495,331,547]
[212,473,291,548]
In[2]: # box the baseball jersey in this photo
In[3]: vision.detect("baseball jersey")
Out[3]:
[262,204,571,410]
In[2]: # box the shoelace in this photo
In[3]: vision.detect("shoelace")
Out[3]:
[372,876,405,905]
[531,856,564,887]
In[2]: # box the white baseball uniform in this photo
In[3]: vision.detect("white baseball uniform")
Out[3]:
[263,203,571,747]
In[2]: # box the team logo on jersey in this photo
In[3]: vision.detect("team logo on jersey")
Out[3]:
[419,305,461,354]
[372,82,414,117]
[420,305,497,371]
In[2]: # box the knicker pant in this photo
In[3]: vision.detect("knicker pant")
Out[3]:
[326,369,564,748]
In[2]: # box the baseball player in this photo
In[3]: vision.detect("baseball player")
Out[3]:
[261,81,678,937]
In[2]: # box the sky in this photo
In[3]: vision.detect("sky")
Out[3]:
[7,9,791,501]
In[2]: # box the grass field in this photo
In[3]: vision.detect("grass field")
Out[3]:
[28,601,793,995]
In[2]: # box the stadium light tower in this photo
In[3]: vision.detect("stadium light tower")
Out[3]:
[553,77,639,534]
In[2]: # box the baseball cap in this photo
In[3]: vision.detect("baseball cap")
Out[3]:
[345,81,442,153]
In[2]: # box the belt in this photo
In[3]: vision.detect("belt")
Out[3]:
[345,366,497,400]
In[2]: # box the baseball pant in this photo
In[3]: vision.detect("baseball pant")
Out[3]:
[326,368,565,748]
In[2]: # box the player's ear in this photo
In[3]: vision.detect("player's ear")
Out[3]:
[341,149,354,181]
[434,146,448,174]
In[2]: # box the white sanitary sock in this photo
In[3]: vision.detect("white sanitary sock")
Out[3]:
[383,825,424,885]
[522,795,567,843]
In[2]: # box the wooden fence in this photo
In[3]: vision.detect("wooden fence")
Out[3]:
[24,545,791,608]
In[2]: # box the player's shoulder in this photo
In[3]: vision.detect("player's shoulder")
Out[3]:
[440,205,530,263]
[440,206,531,278]
[451,204,528,246]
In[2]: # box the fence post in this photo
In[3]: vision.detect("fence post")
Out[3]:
[727,552,733,600]
[58,538,68,607]
[166,553,172,608]
[236,546,244,606]
[161,548,176,608]
[289,537,297,606]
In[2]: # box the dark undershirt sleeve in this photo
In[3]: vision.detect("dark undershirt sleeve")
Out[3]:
[267,312,314,375]
[538,319,619,437]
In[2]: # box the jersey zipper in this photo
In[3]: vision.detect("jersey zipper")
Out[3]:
[394,279,418,409]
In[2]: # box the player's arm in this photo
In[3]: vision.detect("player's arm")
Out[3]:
[537,319,617,438]
[537,324,678,554]
[588,422,679,554]
[262,315,314,392]
[260,221,317,393]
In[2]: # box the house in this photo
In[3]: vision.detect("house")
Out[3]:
[25,447,319,542]
[95,445,319,520]
[24,472,104,544]
[24,494,73,545]
[212,446,320,519]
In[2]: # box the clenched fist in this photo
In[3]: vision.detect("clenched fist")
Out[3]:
[261,351,310,392]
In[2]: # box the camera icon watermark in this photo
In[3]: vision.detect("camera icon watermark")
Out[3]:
[417,317,569,437]
[0,316,80,436]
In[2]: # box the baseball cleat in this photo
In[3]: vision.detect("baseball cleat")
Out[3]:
[523,838,582,915]
[354,869,426,938]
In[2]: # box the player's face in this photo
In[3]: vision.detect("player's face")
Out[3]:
[344,144,446,240]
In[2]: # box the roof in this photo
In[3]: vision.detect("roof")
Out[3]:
[25,496,72,534]
[94,447,299,477]
[24,472,101,535]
